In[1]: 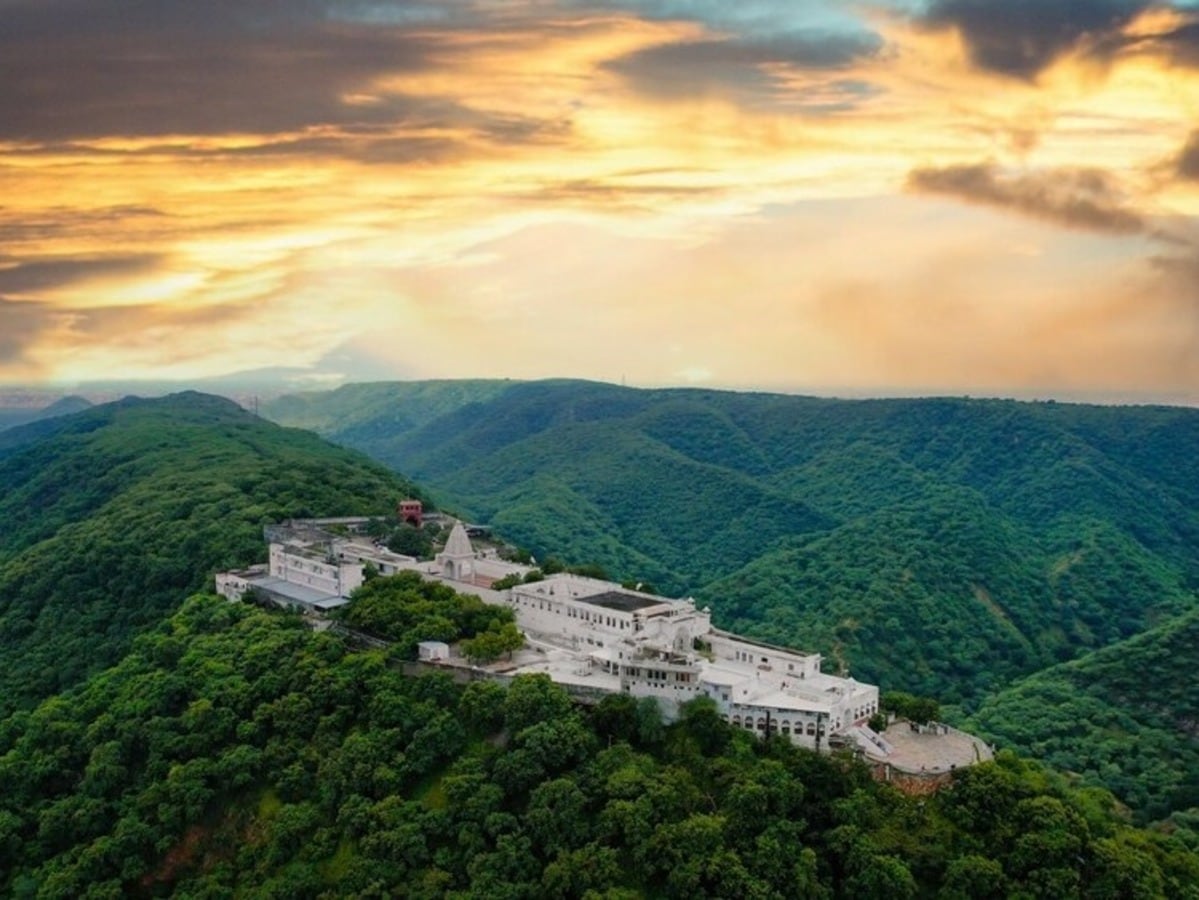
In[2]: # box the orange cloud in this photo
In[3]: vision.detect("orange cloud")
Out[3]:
[0,1,1196,402]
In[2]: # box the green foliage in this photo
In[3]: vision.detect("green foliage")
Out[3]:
[460,621,524,664]
[489,572,523,590]
[338,570,517,659]
[2,605,1196,897]
[385,523,433,559]
[967,608,1199,823]
[0,392,422,716]
[883,692,941,726]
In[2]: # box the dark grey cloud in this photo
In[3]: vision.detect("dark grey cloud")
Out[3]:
[604,32,882,104]
[0,255,163,296]
[0,0,563,148]
[907,163,1146,234]
[918,0,1151,79]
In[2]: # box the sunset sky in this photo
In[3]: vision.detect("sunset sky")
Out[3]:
[2,0,1198,402]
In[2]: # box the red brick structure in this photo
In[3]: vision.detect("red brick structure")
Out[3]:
[397,499,423,528]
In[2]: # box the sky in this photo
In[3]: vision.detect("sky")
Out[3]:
[2,0,1198,403]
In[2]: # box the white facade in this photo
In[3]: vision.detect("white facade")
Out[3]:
[418,641,451,661]
[221,520,879,751]
[418,527,879,749]
[505,575,711,650]
[215,567,264,601]
[269,542,364,597]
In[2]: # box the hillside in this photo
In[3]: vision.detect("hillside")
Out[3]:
[2,592,1196,897]
[262,380,1199,708]
[0,395,92,434]
[966,607,1199,824]
[0,392,423,715]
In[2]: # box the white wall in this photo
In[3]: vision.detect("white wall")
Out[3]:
[708,632,821,679]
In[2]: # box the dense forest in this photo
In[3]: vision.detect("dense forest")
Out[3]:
[263,378,1199,822]
[0,392,423,715]
[2,387,1196,892]
[2,593,1196,898]
[967,607,1199,824]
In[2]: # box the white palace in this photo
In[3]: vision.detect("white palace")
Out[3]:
[218,519,886,754]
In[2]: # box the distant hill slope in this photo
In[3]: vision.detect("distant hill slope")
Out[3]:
[263,380,1199,708]
[966,607,1199,824]
[0,392,423,715]
[0,394,91,434]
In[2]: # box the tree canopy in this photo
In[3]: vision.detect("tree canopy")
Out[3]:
[2,594,1196,898]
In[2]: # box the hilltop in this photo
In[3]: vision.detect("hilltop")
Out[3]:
[263,378,1199,820]
[0,391,423,714]
[2,593,1196,897]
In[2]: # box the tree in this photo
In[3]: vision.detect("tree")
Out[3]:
[503,674,573,733]
[541,844,623,897]
[490,573,523,591]
[846,854,917,898]
[387,524,432,559]
[461,622,524,665]
[882,691,941,725]
[459,680,506,735]
[939,854,1006,900]
[524,778,592,857]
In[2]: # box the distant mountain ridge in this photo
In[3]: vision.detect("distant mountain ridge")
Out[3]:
[0,393,91,434]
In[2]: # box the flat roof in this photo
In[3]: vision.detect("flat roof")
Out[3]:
[313,597,350,611]
[581,591,664,613]
[252,576,339,607]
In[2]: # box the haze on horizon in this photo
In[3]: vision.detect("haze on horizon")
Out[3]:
[2,0,1198,405]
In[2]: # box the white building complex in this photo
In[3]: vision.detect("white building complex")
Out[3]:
[218,519,883,753]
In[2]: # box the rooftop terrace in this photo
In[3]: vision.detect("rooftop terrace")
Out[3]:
[581,590,666,613]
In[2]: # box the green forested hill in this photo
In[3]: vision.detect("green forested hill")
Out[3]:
[263,380,1199,703]
[0,392,423,715]
[2,592,1196,898]
[966,607,1199,823]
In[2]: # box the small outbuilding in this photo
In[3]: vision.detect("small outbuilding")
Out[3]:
[418,641,451,662]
